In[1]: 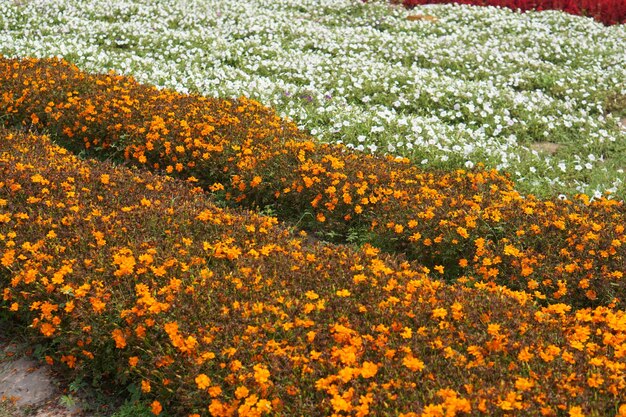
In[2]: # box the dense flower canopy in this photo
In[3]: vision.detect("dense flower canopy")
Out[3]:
[0,0,624,198]
[1,0,626,415]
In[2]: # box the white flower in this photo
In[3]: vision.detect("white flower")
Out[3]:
[1,0,623,198]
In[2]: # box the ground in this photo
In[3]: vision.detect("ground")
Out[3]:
[0,332,88,417]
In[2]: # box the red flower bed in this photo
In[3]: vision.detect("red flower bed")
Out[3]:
[400,0,626,25]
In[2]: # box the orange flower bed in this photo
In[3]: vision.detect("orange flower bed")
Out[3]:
[1,57,625,310]
[2,127,626,416]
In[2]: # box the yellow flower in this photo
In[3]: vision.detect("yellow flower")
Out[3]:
[432,308,447,319]
[400,327,412,339]
[503,244,522,257]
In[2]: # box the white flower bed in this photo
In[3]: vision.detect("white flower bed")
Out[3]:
[1,0,625,198]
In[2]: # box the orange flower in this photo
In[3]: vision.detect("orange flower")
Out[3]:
[40,322,55,337]
[235,386,249,399]
[1,249,15,267]
[568,406,585,417]
[150,400,162,415]
[208,385,222,397]
[402,356,425,372]
[111,329,126,349]
[360,361,379,379]
[141,380,151,393]
[514,377,534,391]
[253,364,270,385]
[195,373,211,390]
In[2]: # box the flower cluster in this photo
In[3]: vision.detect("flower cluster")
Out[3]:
[400,0,626,25]
[2,127,626,416]
[1,0,624,198]
[1,57,625,310]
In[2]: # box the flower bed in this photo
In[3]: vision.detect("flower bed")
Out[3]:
[399,0,626,25]
[1,0,624,199]
[2,127,626,416]
[1,57,626,310]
